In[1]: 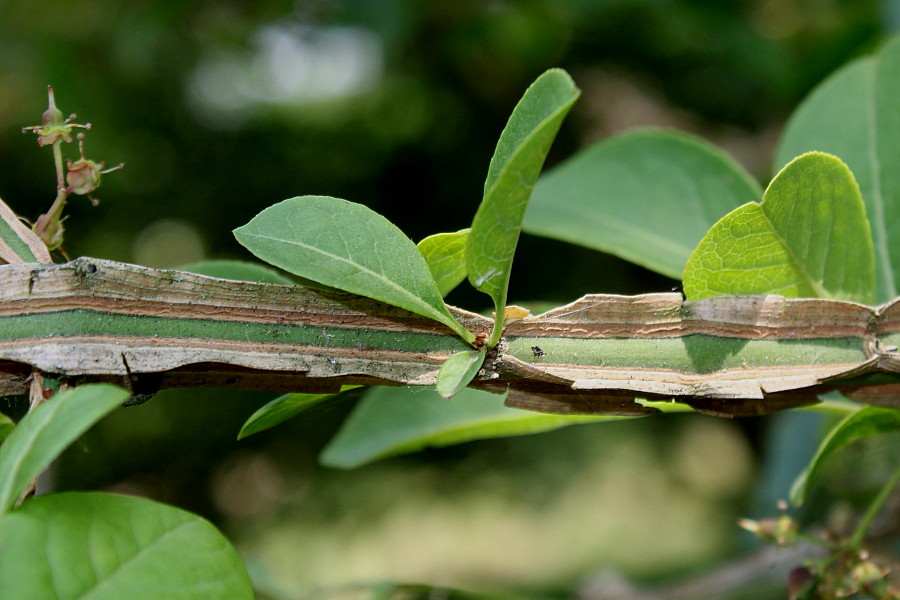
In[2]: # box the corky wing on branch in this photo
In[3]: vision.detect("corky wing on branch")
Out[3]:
[1,258,899,417]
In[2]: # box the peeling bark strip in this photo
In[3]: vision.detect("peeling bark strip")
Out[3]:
[1,258,899,417]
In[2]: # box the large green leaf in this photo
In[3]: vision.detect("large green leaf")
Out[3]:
[234,196,474,343]
[523,129,762,279]
[467,69,579,343]
[319,386,621,469]
[683,152,875,303]
[775,36,900,302]
[790,407,900,506]
[0,491,253,599]
[0,384,128,514]
[238,386,360,440]
[417,229,469,297]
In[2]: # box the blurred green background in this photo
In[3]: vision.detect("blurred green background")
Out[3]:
[1,1,898,598]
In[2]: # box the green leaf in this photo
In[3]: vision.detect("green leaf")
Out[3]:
[435,348,486,398]
[319,386,621,469]
[0,491,253,599]
[238,386,361,439]
[179,259,294,284]
[683,152,875,303]
[467,69,579,343]
[234,196,474,343]
[523,129,762,279]
[417,229,469,297]
[0,413,13,444]
[0,384,128,514]
[790,407,900,506]
[775,36,900,303]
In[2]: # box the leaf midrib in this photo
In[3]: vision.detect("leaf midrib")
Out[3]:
[482,95,577,207]
[757,204,830,299]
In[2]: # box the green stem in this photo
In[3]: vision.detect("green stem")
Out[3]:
[849,461,900,549]
[487,298,505,348]
[52,139,65,189]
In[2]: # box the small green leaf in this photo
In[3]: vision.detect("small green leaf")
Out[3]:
[234,196,474,343]
[775,36,900,302]
[417,229,469,297]
[435,349,486,398]
[683,152,875,303]
[0,492,253,599]
[319,386,621,469]
[790,407,900,506]
[467,69,580,343]
[523,130,762,279]
[0,384,128,514]
[238,386,361,439]
[0,413,13,443]
[179,259,295,284]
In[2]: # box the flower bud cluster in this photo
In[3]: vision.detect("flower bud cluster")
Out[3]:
[21,86,122,252]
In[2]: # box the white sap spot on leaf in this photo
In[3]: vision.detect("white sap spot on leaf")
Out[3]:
[474,268,502,287]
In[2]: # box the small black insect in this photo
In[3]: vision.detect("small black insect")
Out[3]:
[531,346,546,357]
[74,261,98,279]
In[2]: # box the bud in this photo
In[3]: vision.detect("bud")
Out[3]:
[22,86,90,147]
[33,212,66,251]
[787,566,815,600]
[738,514,798,545]
[65,134,123,203]
[851,559,887,589]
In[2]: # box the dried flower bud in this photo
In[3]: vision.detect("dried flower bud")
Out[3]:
[65,134,123,203]
[851,560,887,589]
[22,86,90,147]
[738,514,798,545]
[33,212,66,251]
[787,566,815,599]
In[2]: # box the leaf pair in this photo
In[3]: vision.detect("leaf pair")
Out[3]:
[235,69,580,397]
[0,385,253,598]
[683,152,875,303]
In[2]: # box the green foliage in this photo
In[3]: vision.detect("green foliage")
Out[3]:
[0,492,253,599]
[319,386,620,469]
[234,195,475,343]
[0,384,253,598]
[467,69,579,345]
[524,130,762,279]
[683,152,875,303]
[7,26,900,597]
[790,407,900,506]
[435,349,487,399]
[238,386,360,439]
[232,69,581,397]
[776,36,900,303]
[0,384,127,513]
[417,229,470,297]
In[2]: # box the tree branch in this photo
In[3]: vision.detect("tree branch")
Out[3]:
[2,258,900,416]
